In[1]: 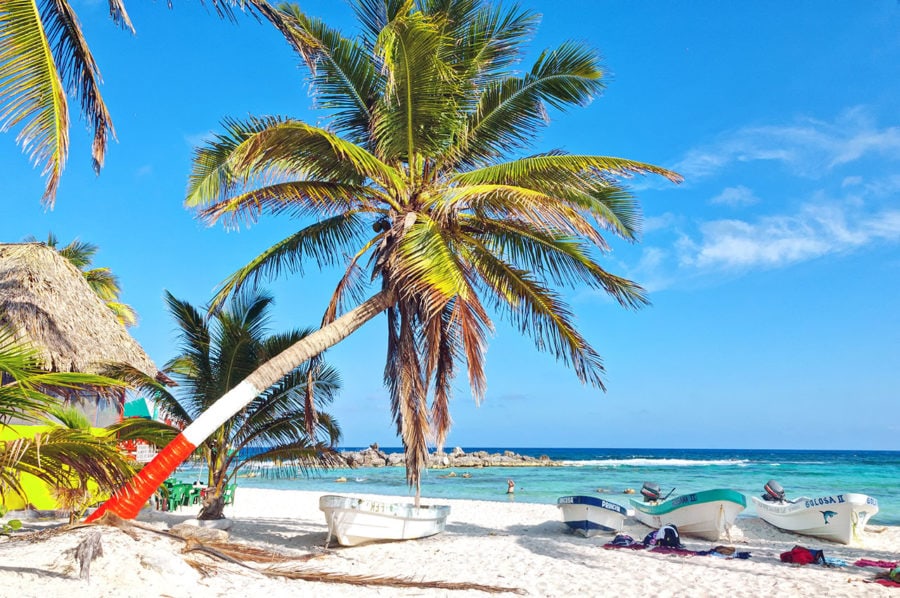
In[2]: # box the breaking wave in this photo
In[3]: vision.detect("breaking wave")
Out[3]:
[559,458,750,467]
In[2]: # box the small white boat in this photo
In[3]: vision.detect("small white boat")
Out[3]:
[630,483,747,541]
[318,494,451,547]
[557,495,634,536]
[751,480,879,545]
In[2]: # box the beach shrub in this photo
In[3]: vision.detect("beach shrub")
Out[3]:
[0,505,22,535]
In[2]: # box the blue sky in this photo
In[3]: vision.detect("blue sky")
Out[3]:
[2,1,898,450]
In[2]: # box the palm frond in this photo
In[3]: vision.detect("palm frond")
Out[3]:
[42,0,115,177]
[372,9,459,169]
[392,214,471,313]
[3,427,137,497]
[272,5,379,146]
[209,213,370,311]
[186,116,405,208]
[471,217,648,308]
[196,180,381,229]
[437,183,611,249]
[105,417,179,449]
[0,0,69,205]
[453,153,683,186]
[464,242,607,389]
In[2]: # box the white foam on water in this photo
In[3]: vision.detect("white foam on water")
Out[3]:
[559,458,750,467]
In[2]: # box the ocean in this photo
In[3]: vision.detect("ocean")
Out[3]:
[176,447,900,526]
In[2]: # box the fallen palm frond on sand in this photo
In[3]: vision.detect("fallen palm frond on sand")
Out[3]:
[6,513,524,594]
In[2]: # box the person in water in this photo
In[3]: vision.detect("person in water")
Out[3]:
[507,479,515,494]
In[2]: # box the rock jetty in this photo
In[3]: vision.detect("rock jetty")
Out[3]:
[339,444,559,468]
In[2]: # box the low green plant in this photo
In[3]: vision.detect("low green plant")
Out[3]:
[0,505,22,535]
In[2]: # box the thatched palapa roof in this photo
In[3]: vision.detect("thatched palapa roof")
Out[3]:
[0,243,159,378]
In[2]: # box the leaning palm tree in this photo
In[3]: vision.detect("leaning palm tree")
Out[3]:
[0,0,281,206]
[25,233,137,326]
[106,290,342,519]
[0,323,138,510]
[88,0,680,520]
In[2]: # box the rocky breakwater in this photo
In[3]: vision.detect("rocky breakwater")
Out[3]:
[340,444,559,468]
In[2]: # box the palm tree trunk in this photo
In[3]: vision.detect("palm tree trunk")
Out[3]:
[85,291,393,522]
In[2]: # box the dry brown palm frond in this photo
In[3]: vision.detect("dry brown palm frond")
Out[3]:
[260,567,525,594]
[200,541,321,563]
[10,512,524,594]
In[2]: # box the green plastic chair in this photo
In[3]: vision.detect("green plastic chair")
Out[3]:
[167,484,191,511]
[188,486,202,505]
[222,483,237,506]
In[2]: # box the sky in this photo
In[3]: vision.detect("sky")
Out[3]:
[1,1,898,450]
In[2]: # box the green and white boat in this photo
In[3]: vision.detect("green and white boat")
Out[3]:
[630,484,747,541]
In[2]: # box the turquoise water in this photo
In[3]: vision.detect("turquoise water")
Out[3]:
[175,448,900,526]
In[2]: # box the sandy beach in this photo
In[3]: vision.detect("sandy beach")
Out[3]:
[1,487,897,597]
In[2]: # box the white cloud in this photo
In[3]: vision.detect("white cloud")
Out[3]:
[642,212,678,234]
[674,108,900,181]
[680,204,900,270]
[710,185,759,207]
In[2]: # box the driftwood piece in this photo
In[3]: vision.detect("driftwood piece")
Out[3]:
[74,532,103,581]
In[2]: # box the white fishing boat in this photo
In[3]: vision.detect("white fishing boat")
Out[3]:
[318,494,451,547]
[751,480,879,545]
[630,483,747,541]
[557,495,633,536]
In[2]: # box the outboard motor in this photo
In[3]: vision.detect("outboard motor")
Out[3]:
[763,480,785,502]
[641,482,661,502]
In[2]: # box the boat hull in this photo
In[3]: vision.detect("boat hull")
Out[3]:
[557,495,633,537]
[752,493,878,544]
[319,495,451,547]
[630,489,747,541]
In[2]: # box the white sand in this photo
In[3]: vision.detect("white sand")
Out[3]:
[1,487,897,597]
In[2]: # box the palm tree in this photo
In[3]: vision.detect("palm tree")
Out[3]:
[106,290,342,519]
[0,0,280,206]
[88,0,681,520]
[25,233,137,326]
[0,323,139,512]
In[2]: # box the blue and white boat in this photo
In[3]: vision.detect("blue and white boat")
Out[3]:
[630,484,747,541]
[557,495,633,536]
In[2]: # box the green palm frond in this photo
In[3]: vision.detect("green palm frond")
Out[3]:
[428,1,538,88]
[43,404,91,429]
[443,42,606,169]
[100,362,192,426]
[210,213,371,311]
[197,181,381,229]
[104,301,138,327]
[2,427,136,500]
[187,116,405,208]
[105,417,179,449]
[82,267,121,300]
[454,153,683,186]
[463,241,606,389]
[44,0,114,176]
[0,0,69,205]
[438,183,611,249]
[321,238,378,324]
[393,214,471,310]
[55,236,97,268]
[350,0,412,47]
[471,217,648,308]
[273,5,379,146]
[373,8,459,168]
